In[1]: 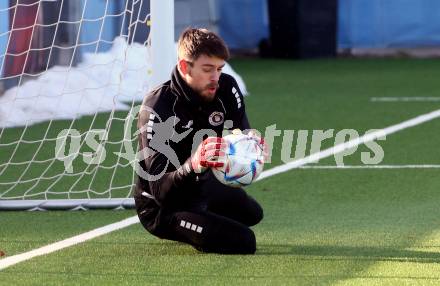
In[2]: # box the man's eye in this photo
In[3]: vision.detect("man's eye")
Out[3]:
[203,69,212,73]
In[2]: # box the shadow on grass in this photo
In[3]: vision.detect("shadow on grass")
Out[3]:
[257,243,440,263]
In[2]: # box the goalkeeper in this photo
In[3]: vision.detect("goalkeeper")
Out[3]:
[135,28,263,254]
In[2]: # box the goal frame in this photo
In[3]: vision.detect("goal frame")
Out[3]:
[0,0,174,210]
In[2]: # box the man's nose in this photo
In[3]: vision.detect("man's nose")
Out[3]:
[210,70,221,81]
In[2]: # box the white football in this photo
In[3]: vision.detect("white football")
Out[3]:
[212,132,265,188]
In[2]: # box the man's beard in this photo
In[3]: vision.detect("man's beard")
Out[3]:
[197,83,219,102]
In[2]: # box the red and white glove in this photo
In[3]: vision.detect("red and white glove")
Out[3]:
[191,137,228,173]
[247,130,269,162]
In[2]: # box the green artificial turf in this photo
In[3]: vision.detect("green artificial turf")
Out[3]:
[2,58,440,285]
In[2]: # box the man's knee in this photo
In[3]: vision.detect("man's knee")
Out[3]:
[246,200,264,227]
[238,227,257,254]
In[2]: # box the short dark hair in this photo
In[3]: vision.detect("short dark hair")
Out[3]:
[177,28,230,62]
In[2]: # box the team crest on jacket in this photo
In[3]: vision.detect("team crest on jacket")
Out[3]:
[208,111,224,126]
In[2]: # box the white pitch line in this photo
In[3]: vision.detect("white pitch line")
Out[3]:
[371,97,440,102]
[2,108,440,270]
[256,108,440,181]
[298,165,440,169]
[0,216,139,271]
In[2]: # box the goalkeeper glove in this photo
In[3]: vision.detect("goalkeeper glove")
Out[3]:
[247,130,269,162]
[191,137,228,173]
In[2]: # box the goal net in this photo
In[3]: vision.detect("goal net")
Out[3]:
[0,0,175,210]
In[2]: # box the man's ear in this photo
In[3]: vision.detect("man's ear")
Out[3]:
[178,59,188,75]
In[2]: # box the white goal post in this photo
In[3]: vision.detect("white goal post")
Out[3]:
[0,0,175,210]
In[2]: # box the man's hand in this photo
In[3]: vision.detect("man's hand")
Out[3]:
[247,130,269,162]
[191,137,228,173]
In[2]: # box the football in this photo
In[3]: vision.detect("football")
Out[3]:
[212,131,265,187]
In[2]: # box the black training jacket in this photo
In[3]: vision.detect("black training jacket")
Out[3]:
[135,66,250,208]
